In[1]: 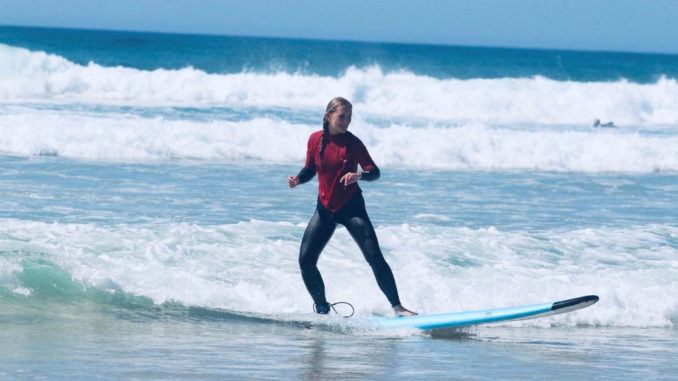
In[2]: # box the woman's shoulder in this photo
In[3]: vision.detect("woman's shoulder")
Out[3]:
[346,131,367,148]
[309,130,323,140]
[306,130,323,149]
[346,131,361,141]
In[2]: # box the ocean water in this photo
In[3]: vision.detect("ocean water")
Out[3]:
[1,25,677,379]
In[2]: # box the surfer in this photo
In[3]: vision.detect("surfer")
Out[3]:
[593,119,615,128]
[288,97,417,317]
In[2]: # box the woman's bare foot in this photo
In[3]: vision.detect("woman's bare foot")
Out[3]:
[393,304,418,316]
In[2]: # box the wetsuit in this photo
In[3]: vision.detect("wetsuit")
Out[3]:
[296,130,401,312]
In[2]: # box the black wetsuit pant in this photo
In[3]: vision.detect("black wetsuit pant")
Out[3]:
[299,191,401,308]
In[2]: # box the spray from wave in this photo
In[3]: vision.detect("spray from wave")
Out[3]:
[2,43,678,126]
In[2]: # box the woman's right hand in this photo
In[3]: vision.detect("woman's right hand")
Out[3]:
[287,175,299,188]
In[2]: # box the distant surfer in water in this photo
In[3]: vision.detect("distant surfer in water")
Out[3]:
[593,119,615,128]
[288,97,417,316]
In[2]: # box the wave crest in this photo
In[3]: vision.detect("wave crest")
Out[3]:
[2,43,678,126]
[2,112,676,172]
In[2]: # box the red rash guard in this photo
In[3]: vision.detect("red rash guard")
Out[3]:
[302,130,378,213]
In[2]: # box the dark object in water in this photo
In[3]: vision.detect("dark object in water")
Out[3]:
[593,119,615,128]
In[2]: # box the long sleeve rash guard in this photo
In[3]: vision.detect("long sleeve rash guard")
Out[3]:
[297,130,380,213]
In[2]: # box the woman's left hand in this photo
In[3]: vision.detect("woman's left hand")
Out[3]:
[339,172,362,187]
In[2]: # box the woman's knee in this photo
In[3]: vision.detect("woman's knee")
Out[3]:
[298,247,318,270]
[360,241,387,266]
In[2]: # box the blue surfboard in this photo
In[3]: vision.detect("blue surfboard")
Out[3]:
[372,295,599,330]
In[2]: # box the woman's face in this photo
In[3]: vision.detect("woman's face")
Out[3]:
[326,105,352,135]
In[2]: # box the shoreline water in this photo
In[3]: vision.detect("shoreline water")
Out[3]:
[1,25,677,379]
[2,310,677,379]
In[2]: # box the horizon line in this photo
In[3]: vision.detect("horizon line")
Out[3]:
[2,23,677,58]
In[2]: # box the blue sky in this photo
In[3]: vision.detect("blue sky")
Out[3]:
[1,0,677,54]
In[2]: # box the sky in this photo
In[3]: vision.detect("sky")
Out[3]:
[0,0,677,54]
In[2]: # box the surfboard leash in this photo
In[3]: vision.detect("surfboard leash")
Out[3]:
[313,302,355,317]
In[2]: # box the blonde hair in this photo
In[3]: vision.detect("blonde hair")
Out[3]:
[320,97,353,164]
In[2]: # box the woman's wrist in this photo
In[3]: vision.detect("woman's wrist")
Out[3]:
[360,167,380,181]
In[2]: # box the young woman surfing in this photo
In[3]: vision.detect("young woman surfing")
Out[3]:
[287,97,416,317]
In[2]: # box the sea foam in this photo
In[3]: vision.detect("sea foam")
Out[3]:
[2,43,678,126]
[1,218,676,328]
[1,111,676,172]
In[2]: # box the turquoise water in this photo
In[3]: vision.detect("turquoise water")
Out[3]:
[1,25,678,379]
[3,25,678,81]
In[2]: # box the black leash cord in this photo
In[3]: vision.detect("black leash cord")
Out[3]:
[313,302,355,317]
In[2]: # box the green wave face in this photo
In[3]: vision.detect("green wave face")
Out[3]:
[1,258,157,321]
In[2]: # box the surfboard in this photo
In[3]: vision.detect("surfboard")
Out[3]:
[372,295,599,330]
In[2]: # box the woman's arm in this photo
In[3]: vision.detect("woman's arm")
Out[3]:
[360,167,380,181]
[297,166,316,184]
[289,133,320,188]
[289,166,316,188]
[343,135,380,185]
[339,166,379,186]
